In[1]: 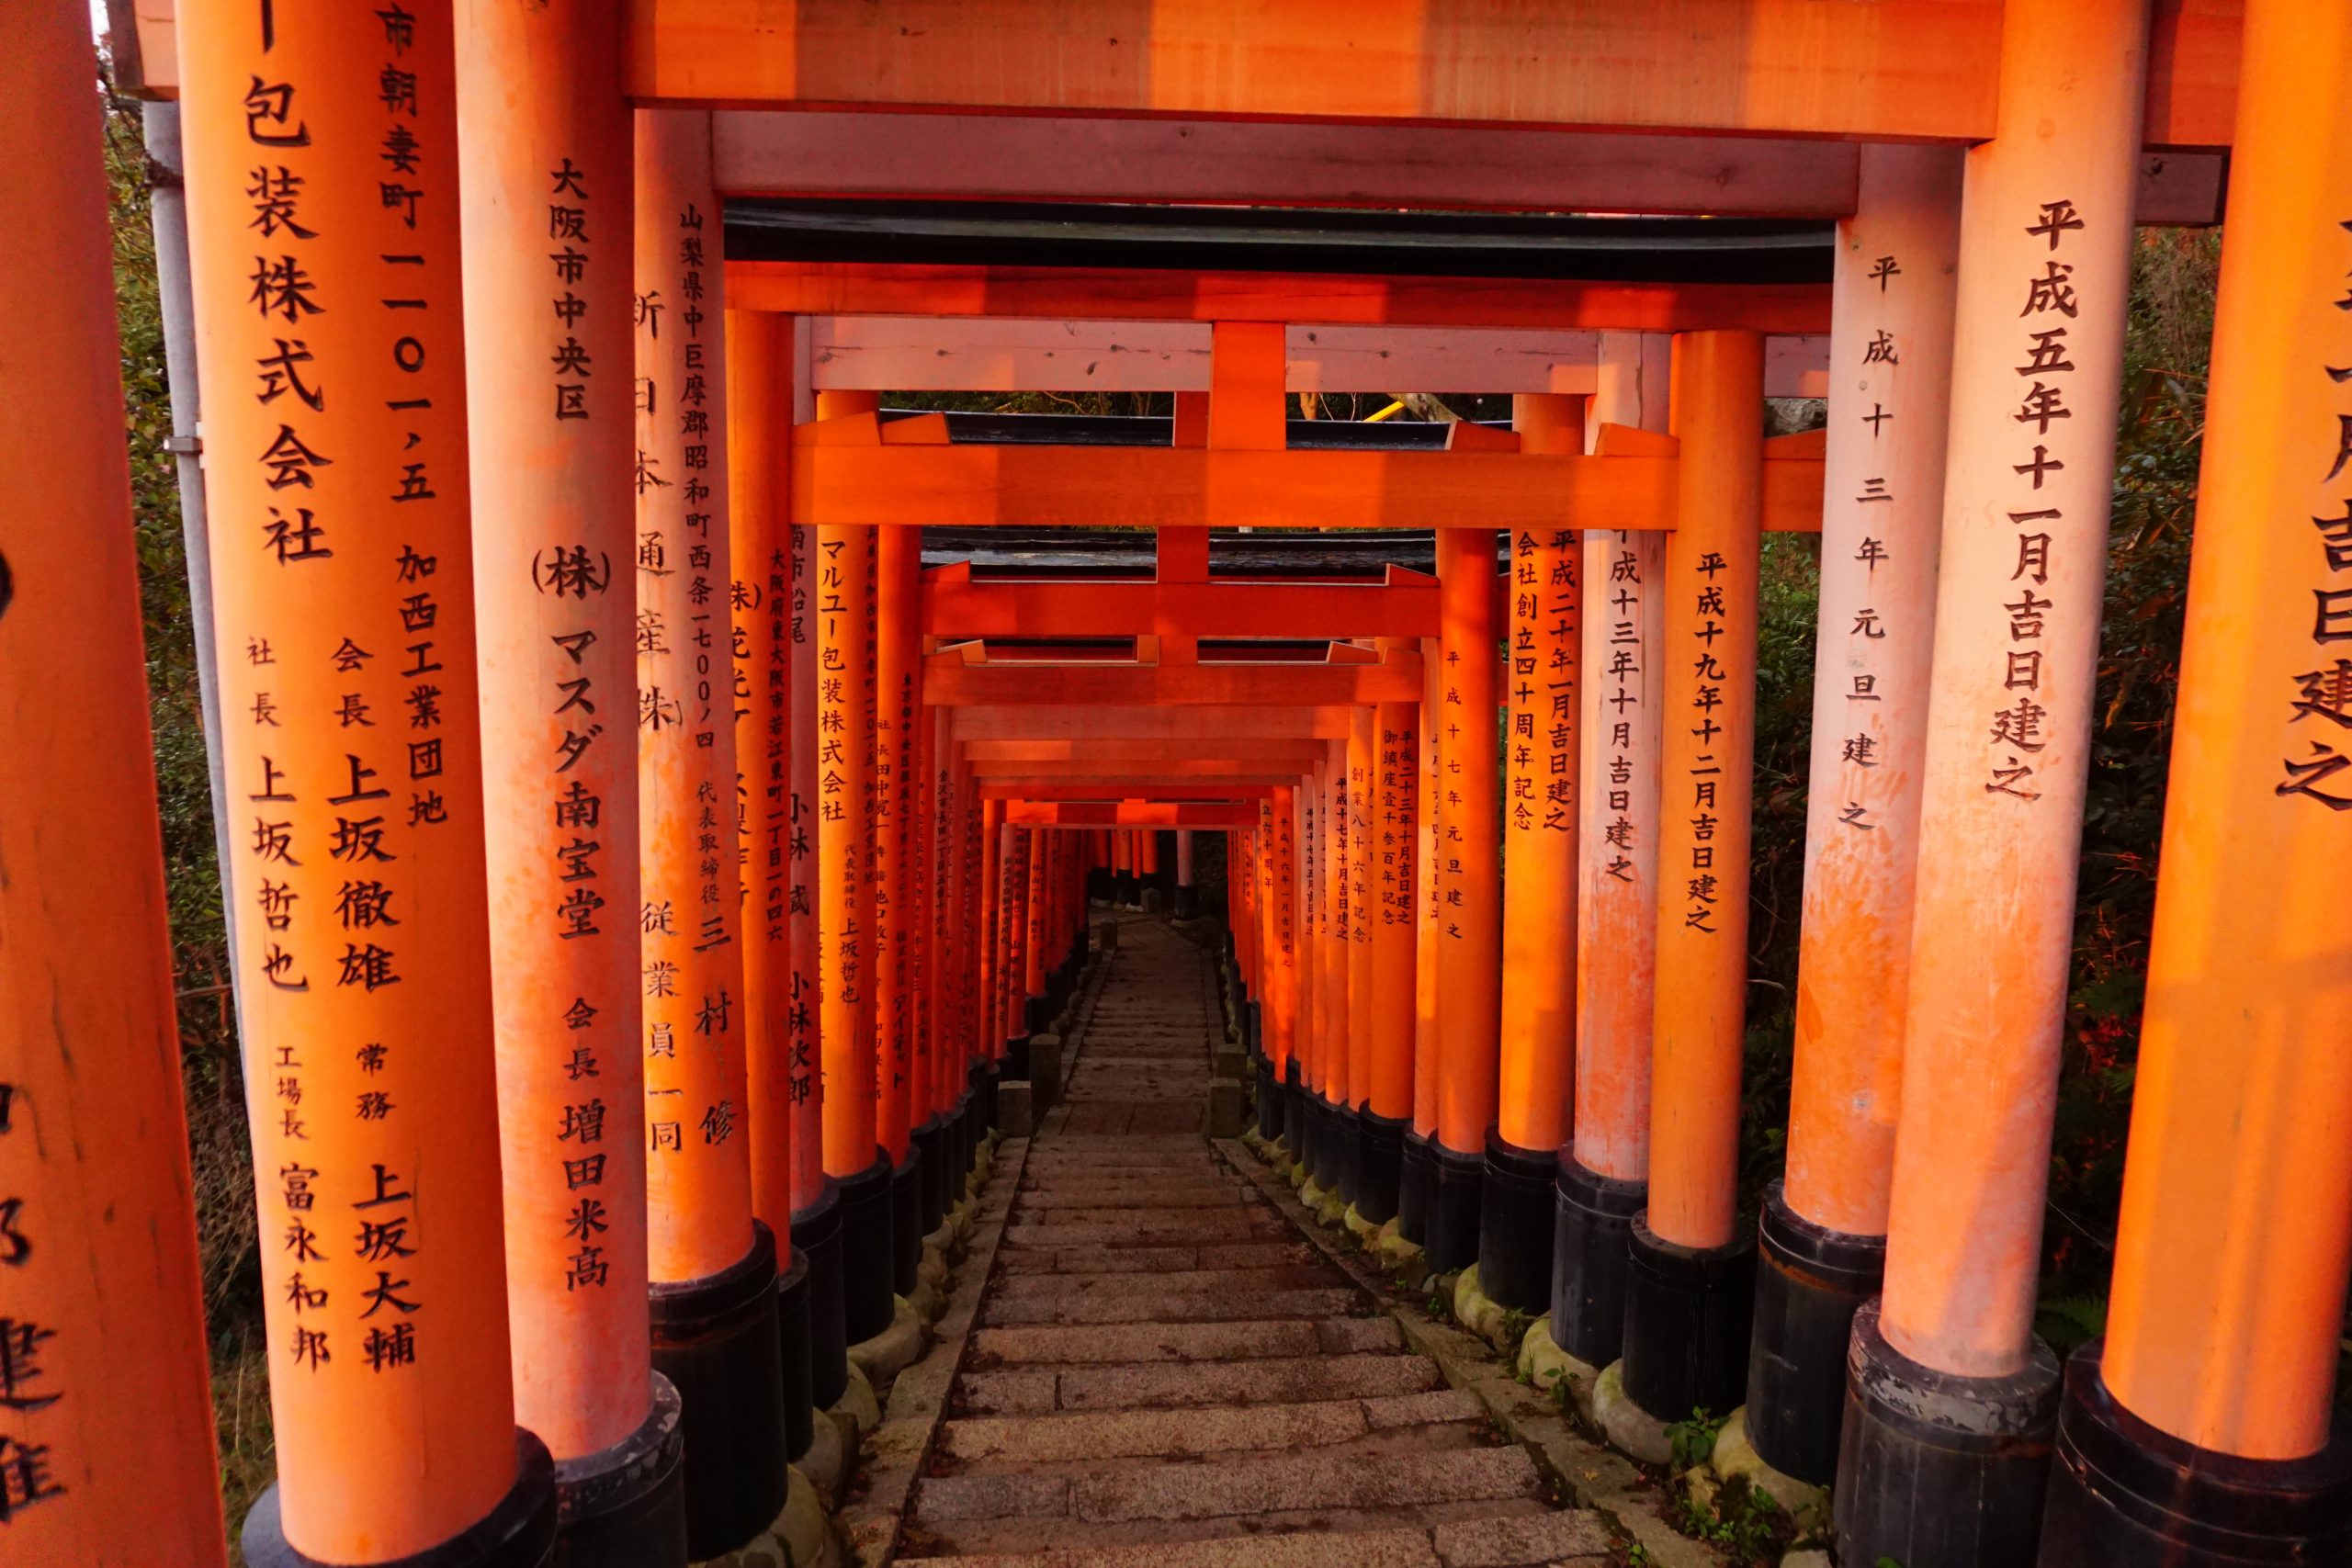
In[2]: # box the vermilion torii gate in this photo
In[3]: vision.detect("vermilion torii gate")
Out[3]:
[12,1,2352,1566]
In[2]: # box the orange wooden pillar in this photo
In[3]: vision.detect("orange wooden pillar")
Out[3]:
[1752,145,1962,1487]
[1402,627,1445,1243]
[183,1,553,1559]
[1355,677,1422,1225]
[1174,828,1201,919]
[1022,829,1050,1040]
[1000,825,1033,1061]
[0,9,223,1559]
[1300,755,1340,1192]
[873,525,923,1296]
[452,5,682,1558]
[1554,333,1669,1364]
[976,796,1008,1134]
[631,109,790,1554]
[810,407,894,1344]
[1267,786,1303,1144]
[1340,707,1375,1209]
[2039,6,2352,1559]
[1485,395,1585,1312]
[727,307,834,1454]
[1838,5,2150,1562]
[1619,331,1766,1424]
[1427,527,1501,1271]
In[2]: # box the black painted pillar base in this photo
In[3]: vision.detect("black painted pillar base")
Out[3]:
[1477,1131,1556,1314]
[1621,1211,1756,1421]
[1255,1053,1282,1142]
[245,1429,561,1568]
[1424,1138,1486,1274]
[1356,1108,1407,1225]
[834,1149,897,1343]
[1281,1059,1306,1156]
[1331,1097,1362,1207]
[913,1115,949,1235]
[1313,1095,1341,1190]
[889,1145,923,1296]
[1745,1180,1883,1485]
[773,1248,817,1463]
[1398,1127,1436,1246]
[1114,872,1138,907]
[980,1059,1001,1132]
[552,1375,687,1568]
[791,1182,849,1410]
[2038,1338,2352,1567]
[1247,999,1263,1059]
[648,1222,788,1561]
[1023,992,1054,1037]
[1833,1298,2061,1568]
[1088,866,1112,903]
[1002,1033,1032,1084]
[1174,885,1200,919]
[1551,1157,1645,1368]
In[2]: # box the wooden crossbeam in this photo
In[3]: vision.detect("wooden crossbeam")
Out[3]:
[806,320,1836,398]
[964,739,1329,764]
[733,265,1828,335]
[987,784,1278,802]
[929,660,1421,706]
[951,705,1347,740]
[969,756,1318,778]
[616,0,2237,149]
[1006,800,1261,827]
[792,444,1824,533]
[924,565,1440,640]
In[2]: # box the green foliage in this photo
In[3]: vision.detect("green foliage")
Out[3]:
[1670,1475,1793,1565]
[2035,1294,2110,1358]
[1665,1405,1727,1470]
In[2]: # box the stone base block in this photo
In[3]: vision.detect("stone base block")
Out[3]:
[1593,1359,1678,1466]
[1211,1047,1248,1082]
[1341,1202,1380,1243]
[1029,1036,1065,1108]
[1714,1407,1830,1520]
[827,1363,880,1444]
[998,1082,1035,1138]
[794,1411,847,1506]
[1298,1176,1330,1212]
[1203,1077,1245,1138]
[1519,1315,1601,1425]
[846,1300,926,1401]
[1450,1263,1518,1356]
[689,1463,840,1568]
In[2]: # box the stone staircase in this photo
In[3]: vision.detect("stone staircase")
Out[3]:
[895,919,1616,1568]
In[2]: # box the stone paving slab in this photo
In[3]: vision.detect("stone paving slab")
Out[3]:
[971,1319,1325,1365]
[1053,1351,1445,1410]
[913,1525,1446,1568]
[999,1216,1294,1248]
[989,1264,1335,1300]
[1012,1187,1250,1209]
[1068,1446,1543,1525]
[981,1287,1361,1327]
[940,1398,1374,1463]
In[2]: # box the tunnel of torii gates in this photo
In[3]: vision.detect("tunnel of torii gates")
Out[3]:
[5,0,2351,1565]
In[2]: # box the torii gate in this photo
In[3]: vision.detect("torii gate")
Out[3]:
[10,4,2352,1568]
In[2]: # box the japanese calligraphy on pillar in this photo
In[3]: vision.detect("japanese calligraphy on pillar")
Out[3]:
[2274,217,2352,807]
[1509,531,1579,838]
[1679,543,1739,935]
[1379,714,1419,931]
[1972,196,2103,803]
[635,115,749,1280]
[186,0,507,1418]
[1589,538,1656,886]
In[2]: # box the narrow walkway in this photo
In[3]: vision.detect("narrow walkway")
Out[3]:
[901,919,1613,1568]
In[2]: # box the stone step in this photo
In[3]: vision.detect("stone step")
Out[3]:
[1010,1204,1275,1231]
[956,1352,1445,1414]
[974,1318,1399,1366]
[937,1389,1487,1464]
[905,1510,1615,1568]
[989,1265,1336,1302]
[1012,1188,1248,1210]
[989,1241,1317,1277]
[913,1445,1543,1529]
[1000,1216,1295,1249]
[981,1288,1360,1326]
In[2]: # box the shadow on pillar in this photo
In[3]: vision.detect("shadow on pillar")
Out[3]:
[1279,1059,1305,1161]
[1173,885,1200,919]
[1355,1109,1407,1226]
[1834,1298,2059,1568]
[1477,1130,1556,1314]
[2036,1338,2352,1567]
[551,1374,688,1567]
[648,1221,787,1560]
[791,1181,850,1410]
[1620,1211,1756,1421]
[1255,1053,1283,1143]
[979,1058,1001,1134]
[835,1149,898,1343]
[774,1250,816,1464]
[914,1114,949,1236]
[1398,1127,1436,1247]
[1331,1097,1362,1207]
[1745,1179,1884,1485]
[244,1430,562,1568]
[1003,1033,1033,1086]
[1550,1157,1645,1368]
[1423,1139,1486,1275]
[890,1145,924,1297]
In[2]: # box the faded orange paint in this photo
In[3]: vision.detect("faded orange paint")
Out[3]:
[2099,0,2352,1461]
[1574,333,1668,1184]
[1645,332,1765,1251]
[187,0,519,1551]
[0,8,223,1558]
[456,0,650,1473]
[1435,529,1502,1154]
[1782,147,1962,1239]
[1496,395,1584,1153]
[1881,0,2150,1379]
